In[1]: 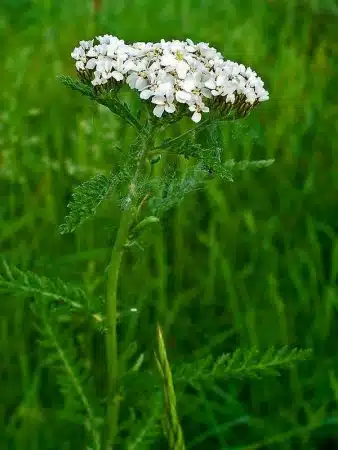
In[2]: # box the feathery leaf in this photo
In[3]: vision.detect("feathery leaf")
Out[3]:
[58,75,143,131]
[0,260,90,311]
[174,346,312,387]
[37,308,102,450]
[59,173,115,234]
[58,75,96,100]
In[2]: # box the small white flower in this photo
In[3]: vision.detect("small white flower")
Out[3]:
[135,77,149,90]
[71,35,269,119]
[75,60,85,71]
[140,89,153,100]
[189,102,209,123]
[161,50,190,79]
[225,93,236,104]
[71,46,86,62]
[196,42,219,60]
[111,71,124,81]
[181,73,197,92]
[204,77,216,90]
[126,73,138,89]
[79,40,94,50]
[91,70,105,86]
[176,90,192,103]
[86,58,97,70]
[126,72,148,90]
[106,36,124,55]
[140,78,172,100]
[123,59,138,72]
[200,88,212,98]
[97,34,113,45]
[86,46,99,58]
[152,95,176,118]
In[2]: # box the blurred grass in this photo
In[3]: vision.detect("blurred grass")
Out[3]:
[1,0,338,448]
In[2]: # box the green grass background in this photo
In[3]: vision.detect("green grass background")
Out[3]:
[1,0,338,448]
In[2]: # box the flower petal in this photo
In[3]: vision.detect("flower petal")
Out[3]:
[176,61,189,79]
[135,77,149,91]
[176,90,191,103]
[182,75,196,92]
[153,105,165,117]
[165,104,176,113]
[112,71,124,81]
[201,88,212,98]
[152,95,166,105]
[161,53,177,67]
[126,73,138,88]
[75,61,85,71]
[205,78,216,90]
[191,111,202,123]
[140,89,153,100]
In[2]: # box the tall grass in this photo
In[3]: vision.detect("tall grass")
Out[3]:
[1,0,337,448]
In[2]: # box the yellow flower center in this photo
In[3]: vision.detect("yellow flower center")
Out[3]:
[176,51,184,61]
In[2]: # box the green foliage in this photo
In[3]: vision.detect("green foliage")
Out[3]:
[0,262,140,333]
[57,75,96,101]
[147,166,206,216]
[121,393,163,450]
[59,173,115,234]
[0,260,93,312]
[220,158,275,172]
[37,307,102,450]
[58,75,143,131]
[153,121,274,185]
[144,149,274,218]
[174,347,312,387]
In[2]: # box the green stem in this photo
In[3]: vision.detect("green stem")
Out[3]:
[154,118,210,149]
[105,205,135,449]
[105,129,153,449]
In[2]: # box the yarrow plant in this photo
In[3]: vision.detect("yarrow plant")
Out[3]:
[0,34,312,450]
[70,35,269,122]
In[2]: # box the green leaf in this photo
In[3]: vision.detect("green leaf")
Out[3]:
[220,158,275,172]
[0,261,104,326]
[173,346,312,386]
[59,173,114,234]
[57,75,95,100]
[37,309,102,449]
[98,92,143,131]
[58,75,143,131]
[0,260,90,311]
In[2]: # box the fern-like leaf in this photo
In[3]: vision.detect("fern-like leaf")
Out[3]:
[58,75,96,100]
[221,158,275,172]
[147,166,205,216]
[58,75,143,131]
[37,308,102,450]
[98,91,143,132]
[0,261,89,309]
[122,392,163,450]
[59,173,115,234]
[174,346,312,387]
[0,261,104,326]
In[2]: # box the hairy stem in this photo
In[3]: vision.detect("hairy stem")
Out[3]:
[105,206,134,449]
[105,129,153,449]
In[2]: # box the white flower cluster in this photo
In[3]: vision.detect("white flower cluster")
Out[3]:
[71,35,269,123]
